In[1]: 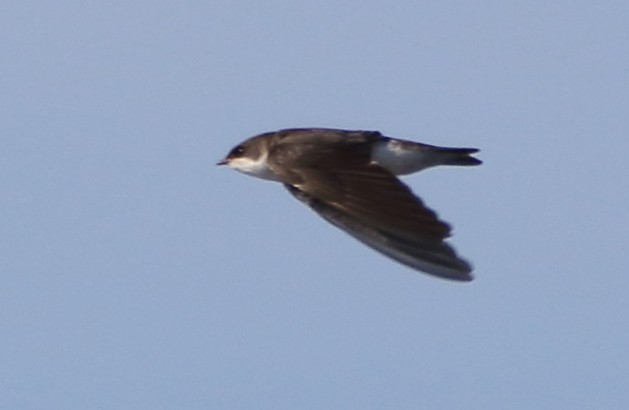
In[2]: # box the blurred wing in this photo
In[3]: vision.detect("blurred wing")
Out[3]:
[273,143,472,281]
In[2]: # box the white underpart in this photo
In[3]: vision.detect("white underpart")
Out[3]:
[228,153,281,181]
[371,139,434,175]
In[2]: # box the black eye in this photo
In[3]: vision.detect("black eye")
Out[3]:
[230,145,245,158]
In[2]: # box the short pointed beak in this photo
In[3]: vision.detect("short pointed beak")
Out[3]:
[216,158,228,166]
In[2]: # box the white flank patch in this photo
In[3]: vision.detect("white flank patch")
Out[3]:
[371,140,432,175]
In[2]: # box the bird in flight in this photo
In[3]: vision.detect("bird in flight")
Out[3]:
[218,128,481,281]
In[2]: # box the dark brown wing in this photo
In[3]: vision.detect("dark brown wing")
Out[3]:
[269,138,473,281]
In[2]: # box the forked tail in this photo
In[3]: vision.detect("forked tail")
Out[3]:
[437,147,482,167]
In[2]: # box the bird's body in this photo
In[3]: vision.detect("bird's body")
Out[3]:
[218,128,481,281]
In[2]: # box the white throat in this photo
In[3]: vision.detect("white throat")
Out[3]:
[228,152,280,181]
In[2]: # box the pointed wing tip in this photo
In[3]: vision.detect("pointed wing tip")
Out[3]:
[403,256,474,282]
[448,272,474,282]
[421,267,474,282]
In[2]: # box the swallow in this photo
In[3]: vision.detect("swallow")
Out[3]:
[218,128,481,281]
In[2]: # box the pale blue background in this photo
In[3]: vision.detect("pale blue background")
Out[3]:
[2,1,628,409]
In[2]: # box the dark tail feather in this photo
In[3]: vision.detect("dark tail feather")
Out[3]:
[438,148,482,166]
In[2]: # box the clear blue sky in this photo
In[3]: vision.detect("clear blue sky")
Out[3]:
[2,1,628,409]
